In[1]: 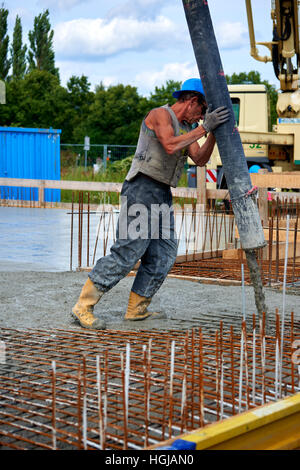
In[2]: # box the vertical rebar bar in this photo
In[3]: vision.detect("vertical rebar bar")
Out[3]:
[291,311,295,394]
[93,213,103,266]
[238,323,244,413]
[143,341,151,448]
[243,320,250,410]
[87,192,90,267]
[190,329,195,429]
[268,215,273,286]
[80,192,83,268]
[82,354,87,450]
[230,325,236,415]
[51,360,57,450]
[180,333,188,432]
[104,350,108,449]
[78,192,81,269]
[276,199,279,282]
[198,328,204,427]
[70,192,74,272]
[82,391,87,450]
[275,309,280,401]
[77,364,82,449]
[161,340,170,441]
[292,210,298,284]
[252,314,256,406]
[279,215,290,398]
[121,352,128,450]
[215,331,220,420]
[260,315,266,405]
[168,341,175,438]
[220,321,224,419]
[241,263,246,321]
[96,355,105,450]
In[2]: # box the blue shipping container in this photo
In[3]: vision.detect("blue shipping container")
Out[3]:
[0,126,61,202]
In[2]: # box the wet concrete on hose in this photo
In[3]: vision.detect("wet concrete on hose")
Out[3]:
[245,249,268,320]
[0,271,298,333]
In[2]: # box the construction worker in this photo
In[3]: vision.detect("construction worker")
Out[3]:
[71,78,230,329]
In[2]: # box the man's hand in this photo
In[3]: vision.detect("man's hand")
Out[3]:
[202,106,230,133]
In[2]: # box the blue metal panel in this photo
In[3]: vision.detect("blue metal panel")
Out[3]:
[0,127,61,202]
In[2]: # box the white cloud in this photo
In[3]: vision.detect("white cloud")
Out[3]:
[56,57,126,90]
[216,22,248,49]
[107,0,173,20]
[8,7,35,32]
[38,0,86,10]
[101,76,118,88]
[54,16,180,60]
[134,62,199,95]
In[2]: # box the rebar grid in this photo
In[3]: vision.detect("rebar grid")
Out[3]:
[71,193,300,288]
[0,316,299,450]
[170,258,300,286]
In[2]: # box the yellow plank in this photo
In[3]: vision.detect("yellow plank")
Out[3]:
[149,394,300,450]
[183,394,300,450]
[208,411,300,450]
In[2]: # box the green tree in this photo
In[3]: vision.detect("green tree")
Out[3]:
[0,5,10,80]
[0,78,17,123]
[226,70,278,129]
[67,75,95,142]
[83,83,149,145]
[11,15,27,80]
[148,79,182,107]
[22,70,73,138]
[28,9,59,79]
[67,75,94,110]
[0,70,73,140]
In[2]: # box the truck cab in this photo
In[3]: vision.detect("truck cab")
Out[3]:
[188,84,271,189]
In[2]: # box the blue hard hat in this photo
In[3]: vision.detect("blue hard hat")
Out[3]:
[249,165,261,174]
[172,78,205,99]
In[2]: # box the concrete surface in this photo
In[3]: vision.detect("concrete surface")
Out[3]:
[0,206,299,334]
[0,271,298,333]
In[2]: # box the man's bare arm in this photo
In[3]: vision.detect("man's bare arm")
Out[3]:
[188,133,216,166]
[145,108,207,155]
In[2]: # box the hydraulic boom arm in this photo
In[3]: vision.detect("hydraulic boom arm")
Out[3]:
[246,0,300,116]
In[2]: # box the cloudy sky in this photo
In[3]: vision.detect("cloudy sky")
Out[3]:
[6,0,278,96]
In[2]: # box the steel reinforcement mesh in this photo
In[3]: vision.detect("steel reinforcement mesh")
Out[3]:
[170,258,300,286]
[0,318,299,450]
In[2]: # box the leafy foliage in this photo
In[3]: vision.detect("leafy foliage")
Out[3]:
[0,6,10,80]
[0,6,279,152]
[11,15,27,80]
[0,70,73,137]
[148,79,181,108]
[67,75,95,142]
[27,9,59,79]
[85,83,150,145]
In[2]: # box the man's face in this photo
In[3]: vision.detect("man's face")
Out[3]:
[186,97,207,124]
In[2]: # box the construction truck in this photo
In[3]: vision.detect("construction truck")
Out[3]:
[189,0,300,190]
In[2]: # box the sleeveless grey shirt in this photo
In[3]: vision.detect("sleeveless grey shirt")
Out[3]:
[125,104,192,188]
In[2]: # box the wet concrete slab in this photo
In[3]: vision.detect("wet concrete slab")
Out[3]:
[0,271,298,333]
[0,207,299,334]
[0,207,72,271]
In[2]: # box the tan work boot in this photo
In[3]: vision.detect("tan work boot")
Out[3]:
[124,291,166,321]
[71,278,106,329]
